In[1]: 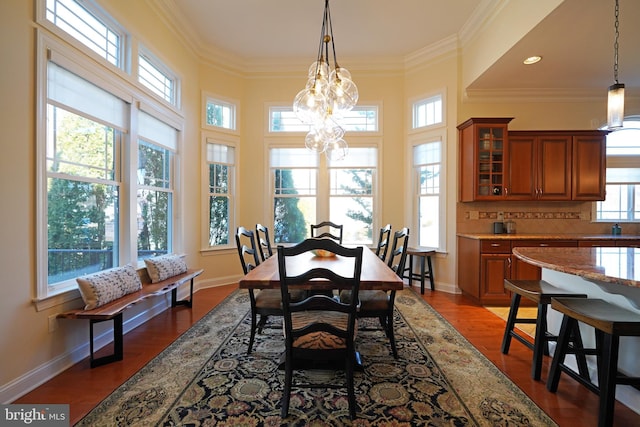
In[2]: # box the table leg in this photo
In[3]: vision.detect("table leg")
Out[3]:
[426,255,435,292]
[419,255,426,294]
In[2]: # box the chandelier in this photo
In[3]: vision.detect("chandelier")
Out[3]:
[293,0,358,161]
[607,0,624,129]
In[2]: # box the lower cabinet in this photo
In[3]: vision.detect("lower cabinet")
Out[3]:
[457,237,578,305]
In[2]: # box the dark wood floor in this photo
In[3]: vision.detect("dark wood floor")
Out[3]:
[15,284,640,426]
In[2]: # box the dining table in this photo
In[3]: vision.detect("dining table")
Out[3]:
[238,244,404,292]
[238,244,404,369]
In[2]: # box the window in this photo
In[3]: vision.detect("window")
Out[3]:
[207,142,235,246]
[138,47,178,105]
[44,0,124,68]
[137,112,177,260]
[596,118,640,222]
[412,95,443,129]
[271,148,318,243]
[329,148,376,243]
[269,147,378,245]
[37,32,183,303]
[413,141,442,248]
[44,61,125,294]
[206,97,236,130]
[269,105,379,133]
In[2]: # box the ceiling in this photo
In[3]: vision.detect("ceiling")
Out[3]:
[157,0,639,99]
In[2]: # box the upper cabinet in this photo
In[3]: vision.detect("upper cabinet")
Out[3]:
[458,118,607,202]
[507,132,572,200]
[458,118,513,202]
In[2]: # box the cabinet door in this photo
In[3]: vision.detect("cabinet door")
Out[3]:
[538,136,571,200]
[506,136,536,199]
[480,254,511,304]
[618,240,640,248]
[572,134,606,200]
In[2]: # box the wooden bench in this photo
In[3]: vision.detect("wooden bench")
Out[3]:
[58,267,203,367]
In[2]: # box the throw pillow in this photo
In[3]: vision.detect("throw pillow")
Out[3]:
[144,254,188,283]
[76,264,142,310]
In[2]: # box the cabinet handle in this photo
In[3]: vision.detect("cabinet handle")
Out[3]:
[539,243,549,247]
[491,243,500,247]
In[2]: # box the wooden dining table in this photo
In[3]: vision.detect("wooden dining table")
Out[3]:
[238,245,404,292]
[238,245,404,369]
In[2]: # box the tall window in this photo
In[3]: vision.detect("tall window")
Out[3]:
[207,142,235,246]
[596,118,640,222]
[38,22,183,302]
[137,112,177,259]
[329,148,376,243]
[269,147,378,244]
[413,141,442,248]
[45,61,125,292]
[270,148,318,243]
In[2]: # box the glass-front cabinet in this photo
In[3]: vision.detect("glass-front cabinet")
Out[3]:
[458,118,512,201]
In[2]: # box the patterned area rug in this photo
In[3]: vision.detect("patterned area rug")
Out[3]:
[77,289,556,426]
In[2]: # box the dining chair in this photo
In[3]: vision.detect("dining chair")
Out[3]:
[277,238,363,420]
[235,226,302,355]
[375,223,392,262]
[310,221,343,244]
[341,227,409,359]
[255,223,273,262]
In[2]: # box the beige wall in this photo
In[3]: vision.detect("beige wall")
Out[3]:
[1,0,636,402]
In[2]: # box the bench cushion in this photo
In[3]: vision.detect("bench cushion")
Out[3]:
[76,264,143,310]
[144,254,188,283]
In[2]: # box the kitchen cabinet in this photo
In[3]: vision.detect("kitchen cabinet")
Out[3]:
[457,118,607,202]
[506,132,572,200]
[572,132,607,200]
[458,118,513,202]
[578,240,617,247]
[457,236,578,305]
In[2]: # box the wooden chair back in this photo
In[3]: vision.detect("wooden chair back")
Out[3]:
[255,223,273,261]
[235,226,261,275]
[375,223,392,262]
[310,221,343,244]
[387,227,410,277]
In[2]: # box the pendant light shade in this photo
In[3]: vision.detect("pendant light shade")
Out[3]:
[607,0,624,130]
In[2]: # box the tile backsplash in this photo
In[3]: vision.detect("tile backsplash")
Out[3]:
[456,201,640,235]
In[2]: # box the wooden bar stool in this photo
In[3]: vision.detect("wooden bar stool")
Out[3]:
[403,247,436,294]
[546,298,640,427]
[501,279,588,380]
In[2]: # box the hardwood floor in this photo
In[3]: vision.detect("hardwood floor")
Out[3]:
[14,284,640,426]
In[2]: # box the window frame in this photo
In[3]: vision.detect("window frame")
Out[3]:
[409,132,446,252]
[137,45,180,107]
[35,30,184,310]
[202,133,238,251]
[203,92,239,134]
[409,90,446,133]
[266,137,381,246]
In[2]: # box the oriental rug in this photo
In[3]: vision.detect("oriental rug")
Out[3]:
[77,289,557,426]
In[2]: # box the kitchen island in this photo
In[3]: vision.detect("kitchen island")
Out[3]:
[512,246,640,414]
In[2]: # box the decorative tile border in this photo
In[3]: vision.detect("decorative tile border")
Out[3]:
[475,211,582,220]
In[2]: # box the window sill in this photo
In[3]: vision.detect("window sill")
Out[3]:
[33,288,83,312]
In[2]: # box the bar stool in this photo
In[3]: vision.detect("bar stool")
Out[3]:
[501,279,589,380]
[546,298,640,427]
[403,247,436,294]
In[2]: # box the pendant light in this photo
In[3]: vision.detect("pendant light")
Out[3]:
[607,0,625,129]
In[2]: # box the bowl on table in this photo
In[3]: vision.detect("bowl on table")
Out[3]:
[312,249,336,258]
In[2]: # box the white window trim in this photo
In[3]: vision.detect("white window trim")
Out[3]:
[408,131,447,252]
[264,102,383,137]
[264,136,383,245]
[408,88,447,135]
[202,92,240,135]
[201,131,239,251]
[36,0,130,73]
[137,44,181,108]
[35,31,184,310]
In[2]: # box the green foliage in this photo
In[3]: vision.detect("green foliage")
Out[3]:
[273,170,307,243]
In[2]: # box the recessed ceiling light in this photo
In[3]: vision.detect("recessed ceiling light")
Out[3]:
[523,56,542,65]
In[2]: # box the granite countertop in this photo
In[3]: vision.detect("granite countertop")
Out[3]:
[512,246,640,287]
[456,233,640,240]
